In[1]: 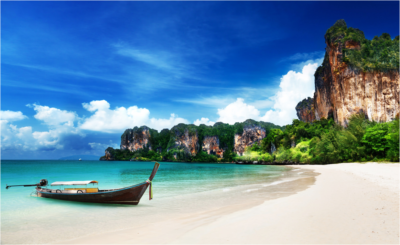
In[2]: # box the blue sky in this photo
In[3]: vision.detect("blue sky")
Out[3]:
[1,1,399,159]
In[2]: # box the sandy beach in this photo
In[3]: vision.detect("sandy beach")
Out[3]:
[63,162,399,244]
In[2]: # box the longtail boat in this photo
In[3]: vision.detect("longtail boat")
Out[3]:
[6,162,160,205]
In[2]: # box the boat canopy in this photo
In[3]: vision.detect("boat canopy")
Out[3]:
[50,180,98,186]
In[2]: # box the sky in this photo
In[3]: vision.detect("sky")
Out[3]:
[1,1,399,159]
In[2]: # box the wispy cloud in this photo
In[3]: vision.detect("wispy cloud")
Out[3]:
[112,44,201,92]
[113,43,194,78]
[175,96,235,108]
[114,45,176,71]
[2,80,92,97]
[280,51,325,63]
[4,63,125,84]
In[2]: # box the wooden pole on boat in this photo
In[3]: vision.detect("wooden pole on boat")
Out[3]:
[6,183,40,189]
[6,179,48,189]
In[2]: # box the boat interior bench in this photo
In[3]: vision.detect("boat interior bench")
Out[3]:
[64,188,99,193]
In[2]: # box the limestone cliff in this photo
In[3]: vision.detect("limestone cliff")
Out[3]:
[295,97,315,123]
[202,136,224,158]
[234,125,266,156]
[99,147,115,161]
[101,120,282,161]
[168,124,199,156]
[120,126,152,151]
[297,20,400,126]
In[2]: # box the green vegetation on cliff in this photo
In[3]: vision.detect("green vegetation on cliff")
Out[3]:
[103,115,398,163]
[325,19,399,71]
[102,119,282,162]
[242,115,399,164]
[163,120,282,162]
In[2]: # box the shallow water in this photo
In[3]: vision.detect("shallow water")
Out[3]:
[1,160,316,244]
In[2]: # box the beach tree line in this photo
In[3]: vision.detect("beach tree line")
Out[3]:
[104,114,399,164]
[239,114,399,164]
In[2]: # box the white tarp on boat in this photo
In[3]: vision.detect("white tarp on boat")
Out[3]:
[50,180,98,186]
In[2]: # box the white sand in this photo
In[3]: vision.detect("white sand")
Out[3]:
[65,163,399,244]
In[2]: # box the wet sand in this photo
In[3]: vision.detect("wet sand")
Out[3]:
[64,163,399,244]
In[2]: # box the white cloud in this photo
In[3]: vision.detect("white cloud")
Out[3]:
[32,130,64,149]
[260,63,318,125]
[82,100,111,112]
[2,101,190,156]
[1,101,190,157]
[1,56,320,155]
[209,60,320,126]
[1,119,63,151]
[1,106,82,152]
[149,114,189,131]
[29,104,77,126]
[80,100,150,133]
[194,117,215,126]
[80,100,189,133]
[0,110,27,121]
[217,98,260,125]
[249,99,275,110]
[1,120,35,151]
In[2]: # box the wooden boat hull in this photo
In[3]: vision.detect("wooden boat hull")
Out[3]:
[35,162,160,205]
[37,182,149,205]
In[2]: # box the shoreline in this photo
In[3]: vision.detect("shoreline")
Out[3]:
[56,166,316,244]
[2,164,310,244]
[48,166,316,245]
[64,162,399,244]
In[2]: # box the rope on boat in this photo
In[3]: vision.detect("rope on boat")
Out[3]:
[146,179,153,200]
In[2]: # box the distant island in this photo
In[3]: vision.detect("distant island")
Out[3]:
[101,20,399,164]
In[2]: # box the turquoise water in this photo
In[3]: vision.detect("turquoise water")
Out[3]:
[1,160,308,244]
[1,160,288,210]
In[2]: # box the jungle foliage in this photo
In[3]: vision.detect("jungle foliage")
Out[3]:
[325,19,399,71]
[242,114,399,164]
[104,119,282,162]
[104,115,399,164]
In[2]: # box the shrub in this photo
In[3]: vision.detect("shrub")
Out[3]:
[385,118,399,162]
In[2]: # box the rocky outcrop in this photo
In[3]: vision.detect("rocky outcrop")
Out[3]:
[100,147,115,161]
[295,97,315,123]
[234,126,266,156]
[168,125,199,156]
[297,20,400,126]
[120,126,152,151]
[102,120,282,161]
[202,136,224,158]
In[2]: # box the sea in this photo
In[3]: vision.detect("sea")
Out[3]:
[1,160,317,244]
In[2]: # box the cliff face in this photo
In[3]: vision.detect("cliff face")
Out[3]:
[234,126,266,156]
[202,136,224,158]
[100,147,115,161]
[298,20,400,126]
[295,97,315,123]
[168,125,199,156]
[314,44,399,126]
[120,126,152,151]
[103,120,282,161]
